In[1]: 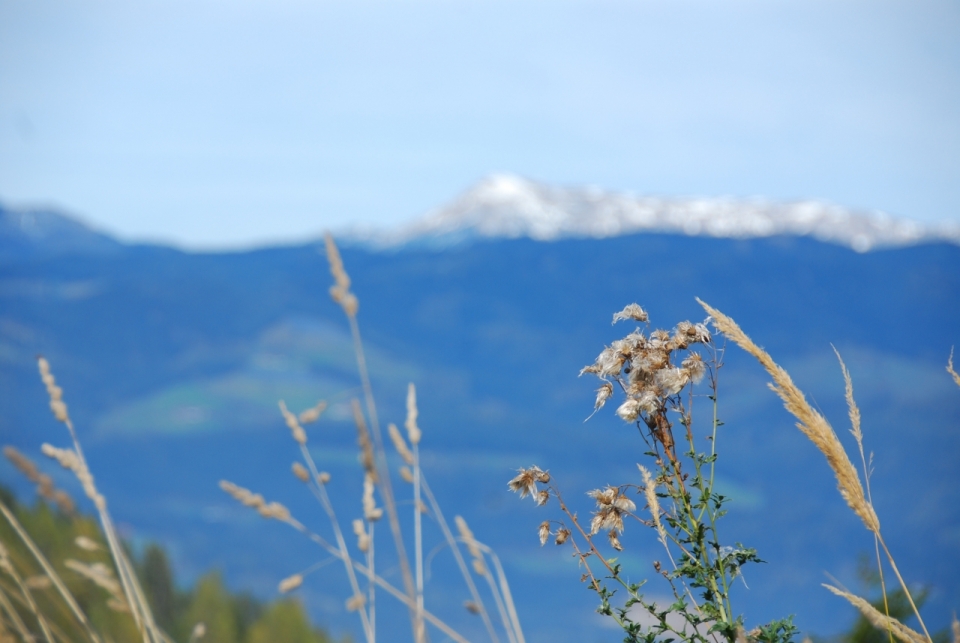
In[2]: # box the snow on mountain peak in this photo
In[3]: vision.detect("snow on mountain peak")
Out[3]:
[370,174,960,252]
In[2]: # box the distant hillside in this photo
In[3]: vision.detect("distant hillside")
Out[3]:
[0,203,123,260]
[1,204,958,643]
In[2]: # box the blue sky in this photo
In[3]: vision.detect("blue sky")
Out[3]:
[1,0,958,249]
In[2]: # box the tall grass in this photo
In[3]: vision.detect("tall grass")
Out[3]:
[218,234,523,643]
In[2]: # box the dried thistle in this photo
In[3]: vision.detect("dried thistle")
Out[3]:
[507,465,549,500]
[607,529,623,551]
[555,528,570,545]
[612,303,649,324]
[538,521,550,546]
[587,486,635,535]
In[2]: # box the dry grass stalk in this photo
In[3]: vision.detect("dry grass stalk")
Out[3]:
[405,384,422,446]
[388,424,414,466]
[278,574,303,594]
[0,581,33,643]
[220,478,374,640]
[75,536,101,552]
[697,302,932,643]
[454,515,521,643]
[362,473,383,522]
[299,401,328,425]
[3,447,75,515]
[35,358,163,643]
[0,499,103,643]
[292,462,310,483]
[419,479,500,643]
[697,300,878,534]
[188,622,206,642]
[324,234,419,638]
[833,347,893,643]
[279,400,307,445]
[353,400,377,482]
[823,585,925,643]
[0,540,55,643]
[65,559,125,604]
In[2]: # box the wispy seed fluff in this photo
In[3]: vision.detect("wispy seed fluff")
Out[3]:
[587,486,636,535]
[508,466,550,500]
[607,529,623,551]
[554,528,571,545]
[594,382,614,412]
[538,521,551,546]
[612,303,649,324]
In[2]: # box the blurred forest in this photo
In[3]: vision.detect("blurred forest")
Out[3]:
[0,484,335,643]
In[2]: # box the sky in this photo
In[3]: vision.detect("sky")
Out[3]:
[1,0,959,250]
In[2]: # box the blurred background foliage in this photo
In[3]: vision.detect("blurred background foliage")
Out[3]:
[0,485,336,643]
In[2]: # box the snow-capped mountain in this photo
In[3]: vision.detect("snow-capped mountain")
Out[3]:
[374,174,960,252]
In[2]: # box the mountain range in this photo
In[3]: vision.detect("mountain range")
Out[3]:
[1,182,958,643]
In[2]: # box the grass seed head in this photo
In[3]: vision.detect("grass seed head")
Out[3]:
[278,574,303,593]
[298,401,328,425]
[388,423,415,466]
[405,383,422,445]
[278,401,307,445]
[291,462,310,483]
